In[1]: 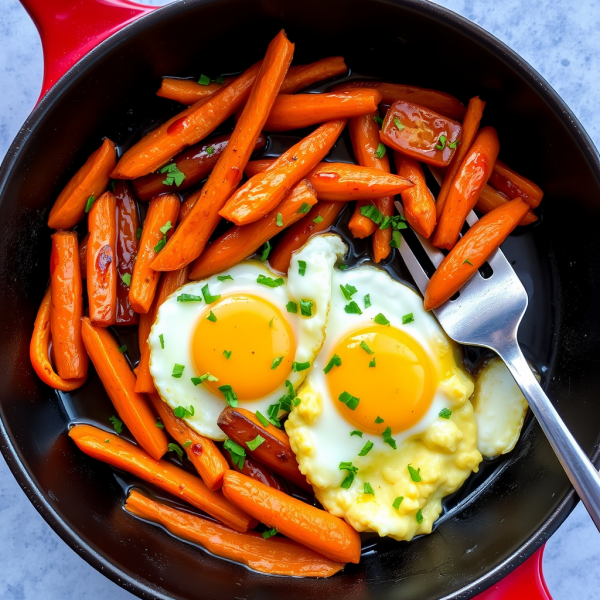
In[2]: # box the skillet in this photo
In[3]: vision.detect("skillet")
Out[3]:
[2,0,600,598]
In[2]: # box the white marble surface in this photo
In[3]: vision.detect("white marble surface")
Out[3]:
[1,0,600,598]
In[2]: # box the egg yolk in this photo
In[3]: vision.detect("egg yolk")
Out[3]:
[191,294,295,401]
[327,325,435,435]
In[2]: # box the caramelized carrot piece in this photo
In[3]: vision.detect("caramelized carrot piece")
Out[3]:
[30,289,86,391]
[129,194,180,313]
[190,180,317,280]
[125,490,343,576]
[424,198,530,310]
[150,31,294,272]
[69,424,256,532]
[222,471,361,564]
[219,120,345,225]
[224,451,283,491]
[244,158,277,178]
[157,77,235,103]
[148,393,228,491]
[476,185,538,226]
[81,318,168,460]
[78,233,88,279]
[87,191,117,326]
[372,195,394,263]
[488,159,544,208]
[47,139,116,229]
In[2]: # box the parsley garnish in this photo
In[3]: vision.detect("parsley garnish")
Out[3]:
[206,146,214,155]
[136,227,142,240]
[297,202,311,214]
[159,163,186,187]
[177,293,202,302]
[276,213,283,227]
[223,349,231,359]
[269,317,274,328]
[339,462,358,488]
[364,294,371,308]
[271,356,284,370]
[154,238,166,253]
[360,203,383,225]
[160,221,172,235]
[390,229,402,248]
[286,301,298,313]
[155,419,164,429]
[261,241,271,261]
[439,408,452,419]
[373,115,384,126]
[172,364,185,378]
[383,427,397,449]
[174,405,194,418]
[201,283,220,304]
[393,117,404,131]
[206,310,217,322]
[159,334,164,348]
[168,442,183,460]
[449,140,460,149]
[375,416,384,423]
[359,441,374,456]
[360,340,374,355]
[374,143,386,159]
[313,215,324,224]
[217,274,233,281]
[257,274,284,288]
[408,464,422,482]
[402,313,414,324]
[262,527,278,539]
[218,384,238,407]
[256,411,270,428]
[340,283,357,301]
[463,258,473,266]
[339,391,360,410]
[85,195,96,213]
[214,75,225,84]
[292,361,310,372]
[298,260,307,276]
[117,344,127,353]
[350,430,363,437]
[338,263,348,271]
[121,273,131,287]
[416,509,424,524]
[393,496,404,510]
[191,373,218,386]
[380,214,408,231]
[364,482,375,495]
[109,415,123,434]
[300,299,313,316]
[224,438,245,469]
[198,74,210,85]
[344,301,362,315]
[182,440,192,448]
[435,135,447,151]
[246,435,265,451]
[369,358,376,367]
[374,313,390,325]
[323,354,342,374]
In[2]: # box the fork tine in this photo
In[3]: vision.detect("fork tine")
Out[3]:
[396,231,430,296]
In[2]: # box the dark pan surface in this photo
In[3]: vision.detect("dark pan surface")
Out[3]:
[2,0,600,599]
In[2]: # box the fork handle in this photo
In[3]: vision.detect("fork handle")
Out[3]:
[498,340,600,532]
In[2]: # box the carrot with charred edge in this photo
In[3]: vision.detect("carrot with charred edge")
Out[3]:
[433,126,500,250]
[129,194,180,313]
[157,77,235,103]
[488,159,544,208]
[48,139,116,229]
[87,191,117,326]
[436,97,486,219]
[224,450,284,491]
[69,425,256,532]
[150,31,294,272]
[30,289,86,391]
[476,185,538,226]
[49,231,88,380]
[112,61,262,180]
[81,318,168,460]
[264,90,381,132]
[148,393,228,491]
[269,201,343,273]
[78,233,88,279]
[424,198,530,310]
[223,471,360,564]
[191,180,317,279]
[125,490,343,576]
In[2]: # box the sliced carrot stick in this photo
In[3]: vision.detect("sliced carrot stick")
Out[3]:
[224,451,283,491]
[124,489,343,576]
[129,194,180,313]
[87,191,117,326]
[222,471,361,564]
[148,393,228,491]
[47,139,116,229]
[49,231,87,380]
[190,180,317,280]
[433,126,500,250]
[372,195,394,263]
[436,96,486,219]
[219,120,345,225]
[112,61,262,179]
[488,159,544,208]
[157,77,235,104]
[69,424,256,532]
[244,158,277,178]
[150,31,294,272]
[78,233,88,279]
[264,90,381,132]
[424,198,530,310]
[30,289,86,391]
[476,185,538,226]
[81,318,168,460]
[179,196,195,221]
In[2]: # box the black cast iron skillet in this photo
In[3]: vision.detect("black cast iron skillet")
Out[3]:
[2,0,600,598]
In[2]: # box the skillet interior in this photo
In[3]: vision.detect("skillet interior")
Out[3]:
[1,0,600,598]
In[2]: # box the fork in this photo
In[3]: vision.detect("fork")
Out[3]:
[395,200,600,532]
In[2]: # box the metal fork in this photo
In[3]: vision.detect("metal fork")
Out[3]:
[395,201,600,532]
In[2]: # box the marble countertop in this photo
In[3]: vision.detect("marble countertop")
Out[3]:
[1,0,599,598]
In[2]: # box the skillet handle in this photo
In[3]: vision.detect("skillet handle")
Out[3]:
[20,0,157,100]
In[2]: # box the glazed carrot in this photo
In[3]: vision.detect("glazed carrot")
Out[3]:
[264,90,381,131]
[87,191,117,326]
[150,31,294,271]
[476,185,538,226]
[49,231,88,380]
[394,153,436,238]
[112,61,262,179]
[129,193,180,313]
[190,180,317,280]
[219,120,345,225]
[81,318,168,460]
[47,139,116,229]
[30,289,86,391]
[224,451,284,491]
[114,181,140,326]
[436,97,486,219]
[222,471,361,564]
[433,126,500,250]
[157,77,235,103]
[372,195,395,263]
[78,233,88,279]
[69,424,256,532]
[488,159,544,208]
[124,490,343,577]
[269,201,343,273]
[424,198,530,310]
[179,196,195,221]
[244,158,277,178]
[148,393,228,491]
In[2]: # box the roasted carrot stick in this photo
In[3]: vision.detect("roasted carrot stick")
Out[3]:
[224,451,283,491]
[125,490,343,576]
[69,424,256,532]
[47,139,116,229]
[148,393,228,491]
[157,77,235,103]
[30,289,86,391]
[436,97,486,219]
[129,194,180,313]
[372,195,395,263]
[433,126,500,250]
[112,61,262,179]
[222,471,360,564]
[81,318,168,460]
[244,158,277,178]
[424,198,530,310]
[219,120,345,225]
[78,233,88,279]
[476,185,538,226]
[190,180,317,280]
[150,31,294,272]
[488,159,544,208]
[264,90,381,132]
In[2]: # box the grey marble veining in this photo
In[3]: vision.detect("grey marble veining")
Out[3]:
[1,0,599,598]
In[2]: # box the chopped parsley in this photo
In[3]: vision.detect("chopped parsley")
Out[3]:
[155,419,164,429]
[269,317,274,328]
[159,221,172,235]
[206,310,217,322]
[109,415,123,434]
[271,356,284,370]
[198,74,211,85]
[182,440,192,448]
[246,435,265,451]
[286,301,298,313]
[435,135,447,151]
[360,203,383,225]
[297,202,311,214]
[463,258,474,266]
[218,384,238,407]
[323,354,342,374]
[224,438,245,469]
[380,214,408,231]
[416,509,424,524]
[201,283,221,304]
[292,361,310,372]
[375,416,384,423]
[223,349,231,359]
[369,358,377,367]
[313,215,324,224]
[256,411,270,428]
[168,442,184,460]
[390,229,402,248]
[261,241,271,261]
[159,334,164,348]
[402,313,414,324]
[359,441,374,456]
[172,364,185,378]
[339,391,360,410]
[136,227,142,240]
[217,274,233,281]
[116,345,127,354]
[374,313,390,325]
[262,527,278,539]
[363,482,375,495]
[393,496,404,510]
[339,461,358,488]
[174,405,194,418]
[257,274,284,288]
[382,427,397,449]
[85,195,96,213]
[121,273,132,287]
[408,464,422,482]
[206,146,214,155]
[373,115,384,126]
[159,163,186,187]
[154,238,166,253]
[344,301,362,315]
[439,408,452,419]
[276,213,283,227]
[350,430,363,437]
[393,117,404,131]
[374,143,386,159]
[360,340,374,354]
[298,260,307,276]
[340,283,357,301]
[449,140,460,149]
[299,299,313,317]
[177,293,202,302]
[364,294,371,308]
[214,75,225,84]
[191,373,218,386]
[338,263,348,271]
